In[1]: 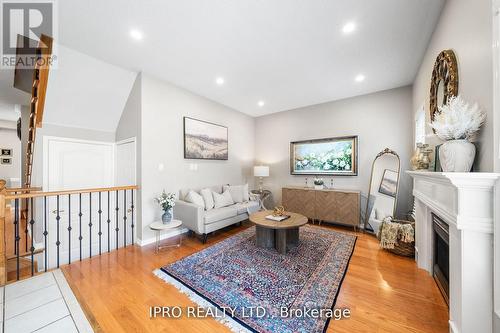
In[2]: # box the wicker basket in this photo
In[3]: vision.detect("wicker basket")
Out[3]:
[378,219,415,257]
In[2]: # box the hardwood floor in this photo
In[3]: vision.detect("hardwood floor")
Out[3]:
[61,222,449,333]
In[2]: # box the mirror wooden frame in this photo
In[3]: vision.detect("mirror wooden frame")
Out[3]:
[363,148,401,231]
[429,49,459,123]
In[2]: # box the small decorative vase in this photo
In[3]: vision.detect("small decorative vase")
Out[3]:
[162,209,173,224]
[314,185,323,190]
[439,139,476,172]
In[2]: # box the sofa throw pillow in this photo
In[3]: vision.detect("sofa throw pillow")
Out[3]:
[223,185,243,203]
[223,184,250,203]
[243,184,249,201]
[200,188,214,211]
[185,190,205,209]
[213,190,234,209]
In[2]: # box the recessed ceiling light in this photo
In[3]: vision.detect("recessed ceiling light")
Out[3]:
[342,22,356,34]
[355,74,365,82]
[130,29,143,40]
[215,77,225,85]
[258,100,265,107]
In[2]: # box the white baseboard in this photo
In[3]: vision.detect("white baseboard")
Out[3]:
[136,227,189,247]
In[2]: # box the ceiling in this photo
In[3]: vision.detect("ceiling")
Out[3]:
[56,0,444,117]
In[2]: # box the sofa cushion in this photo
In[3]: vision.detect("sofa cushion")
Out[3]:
[213,190,234,209]
[180,185,222,201]
[204,206,238,224]
[185,190,205,209]
[200,188,215,211]
[223,184,249,203]
[233,201,259,214]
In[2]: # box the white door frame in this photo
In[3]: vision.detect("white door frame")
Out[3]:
[492,0,500,326]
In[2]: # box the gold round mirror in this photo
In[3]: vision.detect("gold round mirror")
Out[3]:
[429,49,459,122]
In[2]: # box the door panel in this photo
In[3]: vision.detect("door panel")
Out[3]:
[115,139,136,246]
[45,138,114,269]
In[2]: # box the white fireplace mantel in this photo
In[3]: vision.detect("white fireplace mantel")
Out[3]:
[407,171,500,333]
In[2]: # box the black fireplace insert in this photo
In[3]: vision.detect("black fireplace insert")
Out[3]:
[432,213,449,304]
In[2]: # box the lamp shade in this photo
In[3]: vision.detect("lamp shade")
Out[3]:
[254,166,269,177]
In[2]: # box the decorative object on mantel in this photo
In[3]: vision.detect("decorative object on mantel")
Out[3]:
[410,143,432,170]
[155,190,176,224]
[364,148,401,234]
[430,49,459,123]
[377,216,415,257]
[313,177,324,190]
[253,165,269,192]
[430,95,485,172]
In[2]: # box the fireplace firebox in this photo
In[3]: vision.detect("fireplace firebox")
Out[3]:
[432,213,449,304]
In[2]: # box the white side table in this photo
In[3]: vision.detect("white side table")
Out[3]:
[149,220,183,253]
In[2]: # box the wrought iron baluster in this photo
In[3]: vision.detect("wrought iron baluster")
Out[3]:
[98,192,102,255]
[79,193,82,261]
[25,198,28,252]
[15,198,20,280]
[56,195,60,268]
[13,197,18,255]
[131,190,134,245]
[30,197,34,276]
[89,192,92,258]
[43,196,47,272]
[123,190,127,247]
[68,194,72,264]
[115,190,119,250]
[107,191,111,253]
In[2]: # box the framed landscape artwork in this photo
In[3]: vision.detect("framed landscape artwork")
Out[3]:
[290,136,358,176]
[184,117,228,160]
[378,169,399,198]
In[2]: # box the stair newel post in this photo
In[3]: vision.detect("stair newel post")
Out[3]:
[0,180,7,285]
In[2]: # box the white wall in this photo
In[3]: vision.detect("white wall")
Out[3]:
[43,45,137,132]
[255,86,413,216]
[0,128,21,185]
[139,75,255,241]
[413,0,494,172]
[116,73,142,241]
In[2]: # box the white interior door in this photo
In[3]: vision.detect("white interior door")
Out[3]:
[44,137,114,268]
[115,138,136,246]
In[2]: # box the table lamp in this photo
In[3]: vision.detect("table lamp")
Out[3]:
[254,166,269,192]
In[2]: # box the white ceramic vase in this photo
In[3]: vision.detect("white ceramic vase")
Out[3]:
[314,185,323,190]
[439,139,476,172]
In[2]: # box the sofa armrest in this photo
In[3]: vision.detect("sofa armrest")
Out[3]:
[174,200,205,234]
[249,192,259,201]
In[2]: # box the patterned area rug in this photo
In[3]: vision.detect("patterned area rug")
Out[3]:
[155,225,356,333]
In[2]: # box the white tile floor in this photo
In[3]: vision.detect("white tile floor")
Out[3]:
[2,270,94,333]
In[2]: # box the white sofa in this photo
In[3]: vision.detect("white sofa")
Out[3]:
[174,185,259,243]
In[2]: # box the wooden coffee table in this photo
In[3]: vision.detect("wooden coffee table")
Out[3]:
[249,210,308,254]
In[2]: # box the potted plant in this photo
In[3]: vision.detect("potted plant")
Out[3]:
[155,190,176,224]
[313,178,324,190]
[430,96,485,172]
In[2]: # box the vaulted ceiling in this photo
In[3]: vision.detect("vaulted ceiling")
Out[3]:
[57,0,445,117]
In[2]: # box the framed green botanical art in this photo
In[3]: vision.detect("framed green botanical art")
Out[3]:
[290,136,358,176]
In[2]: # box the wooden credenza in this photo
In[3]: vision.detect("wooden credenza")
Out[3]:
[282,186,360,230]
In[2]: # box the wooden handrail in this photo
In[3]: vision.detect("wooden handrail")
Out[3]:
[5,185,138,200]
[6,187,42,193]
